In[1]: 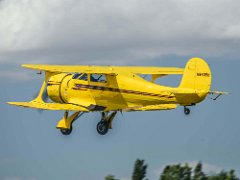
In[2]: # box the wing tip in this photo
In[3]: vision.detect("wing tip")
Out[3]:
[7,102,16,105]
[21,64,35,69]
[7,102,25,106]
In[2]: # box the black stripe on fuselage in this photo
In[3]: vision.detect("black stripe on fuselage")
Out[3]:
[73,83,174,99]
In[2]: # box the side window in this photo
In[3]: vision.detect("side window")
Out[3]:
[90,74,107,83]
[72,73,82,79]
[79,73,88,81]
[72,73,87,81]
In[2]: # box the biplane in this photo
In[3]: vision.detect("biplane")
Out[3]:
[8,57,227,135]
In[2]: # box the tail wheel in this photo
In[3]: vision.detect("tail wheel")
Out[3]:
[60,126,72,135]
[96,121,109,135]
[184,107,190,115]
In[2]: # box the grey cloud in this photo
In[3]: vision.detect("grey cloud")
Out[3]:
[0,0,240,65]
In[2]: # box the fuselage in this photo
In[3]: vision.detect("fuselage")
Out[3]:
[47,73,182,110]
[46,72,208,111]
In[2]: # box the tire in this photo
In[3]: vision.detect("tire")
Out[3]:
[96,121,109,135]
[60,127,72,135]
[184,108,190,115]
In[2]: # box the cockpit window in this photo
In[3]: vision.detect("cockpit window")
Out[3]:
[73,73,105,82]
[90,74,107,83]
[72,73,82,79]
[79,73,88,81]
[72,73,87,81]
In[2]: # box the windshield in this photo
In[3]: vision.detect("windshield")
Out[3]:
[72,73,88,81]
[72,73,82,79]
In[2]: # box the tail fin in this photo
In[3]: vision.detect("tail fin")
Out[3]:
[179,57,211,93]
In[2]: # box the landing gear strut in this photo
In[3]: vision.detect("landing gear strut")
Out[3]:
[184,106,190,115]
[57,111,84,135]
[96,111,117,135]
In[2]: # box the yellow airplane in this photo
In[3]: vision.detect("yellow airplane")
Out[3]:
[8,57,227,135]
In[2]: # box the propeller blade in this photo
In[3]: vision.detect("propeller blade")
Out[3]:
[42,89,49,102]
[37,109,44,114]
[32,89,50,114]
[120,110,125,120]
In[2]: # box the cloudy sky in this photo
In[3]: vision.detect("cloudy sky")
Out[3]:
[0,0,240,179]
[1,0,240,65]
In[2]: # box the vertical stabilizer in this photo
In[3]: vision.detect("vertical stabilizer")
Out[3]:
[179,57,211,92]
[177,58,211,105]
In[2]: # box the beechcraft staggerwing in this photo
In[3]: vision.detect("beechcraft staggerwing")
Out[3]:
[8,57,227,135]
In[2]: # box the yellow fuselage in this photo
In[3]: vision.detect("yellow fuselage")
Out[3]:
[47,73,207,111]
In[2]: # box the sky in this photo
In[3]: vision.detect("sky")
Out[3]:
[0,0,240,179]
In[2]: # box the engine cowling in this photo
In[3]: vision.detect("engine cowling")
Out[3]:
[47,74,71,103]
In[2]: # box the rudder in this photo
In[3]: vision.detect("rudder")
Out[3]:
[179,57,211,93]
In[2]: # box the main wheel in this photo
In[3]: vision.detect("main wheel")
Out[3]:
[96,121,109,135]
[60,127,72,135]
[184,107,190,115]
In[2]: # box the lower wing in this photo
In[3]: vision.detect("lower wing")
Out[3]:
[8,101,90,111]
[8,100,176,112]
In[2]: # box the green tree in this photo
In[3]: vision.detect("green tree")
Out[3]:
[208,171,227,180]
[227,170,239,180]
[105,174,118,180]
[132,159,148,180]
[193,162,207,180]
[182,163,192,180]
[160,163,191,180]
[207,170,239,180]
[159,161,240,180]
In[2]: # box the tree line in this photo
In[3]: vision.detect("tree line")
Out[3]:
[105,159,239,180]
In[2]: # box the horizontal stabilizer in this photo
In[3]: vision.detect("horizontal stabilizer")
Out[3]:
[8,101,89,111]
[208,91,229,95]
[208,91,229,100]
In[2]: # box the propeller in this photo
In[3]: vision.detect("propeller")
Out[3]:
[32,72,51,114]
[120,110,125,120]
[32,89,49,102]
[32,88,50,114]
[42,89,50,102]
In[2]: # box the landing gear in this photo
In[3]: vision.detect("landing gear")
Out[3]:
[56,110,117,136]
[57,111,84,135]
[96,111,117,135]
[96,121,109,135]
[184,106,190,115]
[60,127,72,135]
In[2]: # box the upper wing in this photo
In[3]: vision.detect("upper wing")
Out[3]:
[22,64,184,75]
